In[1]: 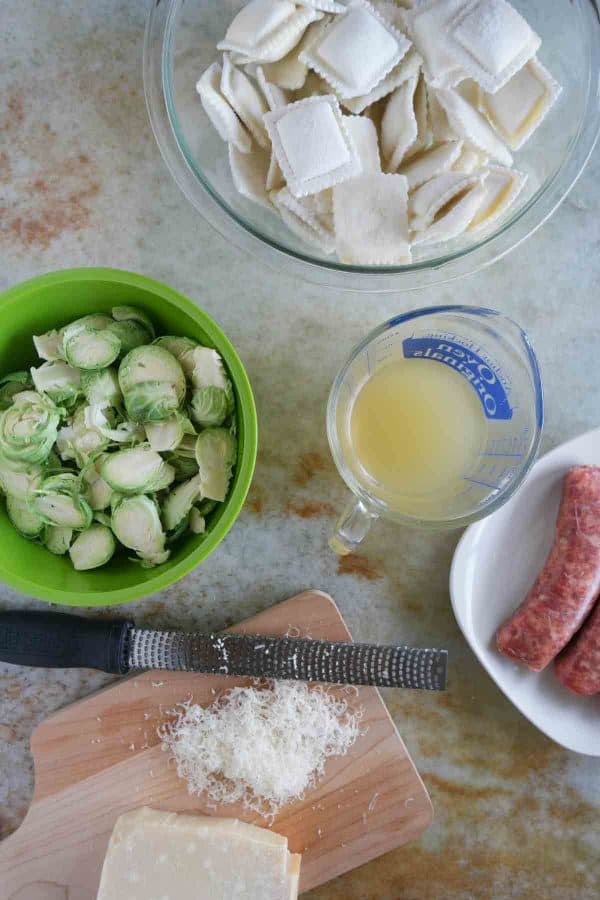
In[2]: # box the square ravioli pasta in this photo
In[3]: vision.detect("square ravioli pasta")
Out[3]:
[264,94,361,196]
[435,88,513,166]
[403,0,467,88]
[218,0,323,63]
[271,186,337,252]
[196,62,252,154]
[447,0,541,93]
[221,54,270,148]
[410,171,488,245]
[333,173,411,264]
[340,46,422,115]
[478,57,562,150]
[468,164,526,233]
[399,140,464,189]
[299,0,411,99]
[381,75,420,172]
[343,115,382,173]
[228,143,272,208]
[195,0,563,263]
[413,182,487,245]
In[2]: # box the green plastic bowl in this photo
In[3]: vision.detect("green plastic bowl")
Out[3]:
[0,268,257,607]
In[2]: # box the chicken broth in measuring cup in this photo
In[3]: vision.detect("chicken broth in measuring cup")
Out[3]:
[347,356,488,514]
[327,307,543,554]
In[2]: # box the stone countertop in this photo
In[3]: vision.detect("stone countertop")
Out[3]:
[0,2,599,898]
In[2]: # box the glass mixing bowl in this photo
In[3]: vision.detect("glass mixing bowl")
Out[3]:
[144,0,600,292]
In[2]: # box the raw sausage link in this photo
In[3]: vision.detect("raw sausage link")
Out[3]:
[496,465,600,671]
[555,600,600,695]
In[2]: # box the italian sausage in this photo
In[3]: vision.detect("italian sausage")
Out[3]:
[555,600,600,695]
[496,465,600,671]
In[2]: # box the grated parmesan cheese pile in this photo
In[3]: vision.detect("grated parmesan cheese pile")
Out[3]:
[159,681,363,818]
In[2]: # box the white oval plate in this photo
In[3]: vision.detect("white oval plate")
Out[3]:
[450,427,600,757]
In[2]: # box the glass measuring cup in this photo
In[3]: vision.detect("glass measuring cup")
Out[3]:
[327,306,543,554]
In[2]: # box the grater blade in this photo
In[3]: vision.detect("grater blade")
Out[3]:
[127,629,448,691]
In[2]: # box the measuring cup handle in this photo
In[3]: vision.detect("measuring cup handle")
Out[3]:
[329,497,379,555]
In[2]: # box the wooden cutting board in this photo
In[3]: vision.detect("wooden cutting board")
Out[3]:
[0,590,433,899]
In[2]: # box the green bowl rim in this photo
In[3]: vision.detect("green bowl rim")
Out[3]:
[0,267,258,607]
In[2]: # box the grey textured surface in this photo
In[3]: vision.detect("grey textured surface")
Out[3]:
[1,2,599,898]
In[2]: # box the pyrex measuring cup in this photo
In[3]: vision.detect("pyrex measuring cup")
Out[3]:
[327,306,543,554]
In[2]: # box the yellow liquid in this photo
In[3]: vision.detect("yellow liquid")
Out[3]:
[347,358,487,510]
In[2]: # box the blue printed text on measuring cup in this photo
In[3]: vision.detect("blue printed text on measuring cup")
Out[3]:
[402,337,513,421]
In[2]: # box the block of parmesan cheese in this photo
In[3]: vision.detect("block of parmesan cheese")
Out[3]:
[96,808,301,900]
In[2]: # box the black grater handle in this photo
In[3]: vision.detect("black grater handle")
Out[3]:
[0,610,132,674]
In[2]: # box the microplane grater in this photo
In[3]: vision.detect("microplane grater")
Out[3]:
[0,610,448,691]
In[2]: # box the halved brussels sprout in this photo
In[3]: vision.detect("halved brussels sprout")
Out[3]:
[86,480,114,512]
[82,455,114,511]
[190,384,234,428]
[153,335,198,360]
[40,472,81,493]
[165,451,199,482]
[58,314,114,357]
[165,513,190,545]
[145,414,194,453]
[138,549,170,568]
[31,496,90,529]
[69,524,116,570]
[179,347,229,391]
[195,497,218,517]
[30,473,93,530]
[0,454,44,500]
[189,507,206,534]
[83,405,144,445]
[56,406,109,468]
[112,306,155,339]
[44,449,63,473]
[111,494,168,567]
[64,327,121,370]
[42,525,73,556]
[93,511,112,527]
[118,346,186,423]
[125,382,184,424]
[118,346,186,394]
[0,391,62,464]
[31,361,81,407]
[33,330,61,361]
[6,495,44,538]
[149,464,176,492]
[195,428,237,502]
[81,368,122,408]
[175,433,197,458]
[0,306,237,568]
[0,372,34,410]
[162,473,203,532]
[108,320,152,356]
[100,447,175,494]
